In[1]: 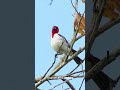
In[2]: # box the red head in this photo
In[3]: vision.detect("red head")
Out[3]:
[52,26,59,38]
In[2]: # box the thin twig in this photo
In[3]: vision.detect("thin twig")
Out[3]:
[70,0,81,16]
[80,61,84,76]
[49,0,54,5]
[79,78,85,90]
[62,79,75,90]
[68,70,85,76]
[49,79,72,90]
[47,79,52,85]
[42,56,57,79]
[35,6,85,89]
[68,64,80,75]
[75,34,85,41]
[35,0,85,89]
[64,88,70,90]
[42,42,64,79]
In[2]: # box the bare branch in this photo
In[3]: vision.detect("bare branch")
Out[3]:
[85,1,107,73]
[95,16,120,37]
[86,0,105,57]
[36,74,84,82]
[35,1,85,89]
[51,10,85,71]
[79,78,85,90]
[70,0,80,16]
[35,38,84,88]
[49,79,72,90]
[68,64,80,75]
[68,47,85,61]
[42,55,57,79]
[68,70,85,76]
[62,79,75,90]
[86,48,120,81]
[75,34,85,41]
[42,42,64,79]
[49,0,54,5]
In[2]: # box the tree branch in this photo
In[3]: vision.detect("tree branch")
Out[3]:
[62,79,76,90]
[95,16,120,37]
[49,0,54,5]
[35,36,84,88]
[75,34,85,41]
[85,48,120,81]
[86,0,105,58]
[49,79,72,90]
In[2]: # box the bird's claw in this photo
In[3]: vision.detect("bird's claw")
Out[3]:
[55,54,58,58]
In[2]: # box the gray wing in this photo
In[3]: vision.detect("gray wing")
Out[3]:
[58,34,70,48]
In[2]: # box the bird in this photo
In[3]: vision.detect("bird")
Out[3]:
[51,26,83,65]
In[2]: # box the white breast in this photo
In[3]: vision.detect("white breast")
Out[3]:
[51,34,69,54]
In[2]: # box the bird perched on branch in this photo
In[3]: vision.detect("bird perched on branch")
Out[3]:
[51,26,83,65]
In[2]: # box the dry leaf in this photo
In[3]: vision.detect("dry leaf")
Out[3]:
[74,13,85,35]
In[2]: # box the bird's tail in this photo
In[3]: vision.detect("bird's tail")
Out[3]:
[71,49,83,64]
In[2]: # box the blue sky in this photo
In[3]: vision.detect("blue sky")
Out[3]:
[35,0,85,89]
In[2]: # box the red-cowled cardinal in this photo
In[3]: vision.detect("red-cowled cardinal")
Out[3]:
[51,26,83,65]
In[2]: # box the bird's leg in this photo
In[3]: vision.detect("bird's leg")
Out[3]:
[55,53,61,58]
